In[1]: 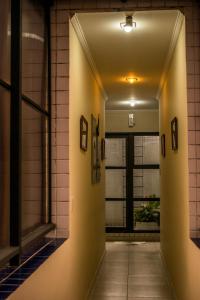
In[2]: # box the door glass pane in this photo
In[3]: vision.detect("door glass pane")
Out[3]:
[22,0,48,109]
[0,87,10,247]
[106,169,126,198]
[106,201,126,227]
[134,200,160,231]
[134,136,159,165]
[133,169,160,198]
[105,138,126,167]
[22,102,48,236]
[0,0,11,83]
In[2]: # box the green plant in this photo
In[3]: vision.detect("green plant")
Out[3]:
[134,201,160,225]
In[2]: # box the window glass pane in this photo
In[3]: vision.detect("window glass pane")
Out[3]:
[22,0,48,109]
[0,87,10,247]
[0,0,11,83]
[106,169,126,198]
[134,200,160,231]
[134,136,160,165]
[22,102,48,236]
[105,138,126,167]
[133,169,160,198]
[106,201,126,227]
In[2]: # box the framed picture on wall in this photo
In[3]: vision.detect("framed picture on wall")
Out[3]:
[91,114,97,183]
[91,114,101,183]
[171,117,178,151]
[101,138,105,160]
[161,134,166,157]
[80,115,88,151]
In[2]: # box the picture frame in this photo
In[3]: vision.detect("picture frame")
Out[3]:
[161,134,166,157]
[91,114,97,183]
[101,138,105,161]
[171,117,178,151]
[80,115,88,151]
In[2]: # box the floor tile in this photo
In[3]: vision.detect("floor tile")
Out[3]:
[128,263,165,276]
[96,273,128,284]
[128,283,173,298]
[91,282,128,297]
[90,296,126,300]
[128,275,168,286]
[91,242,174,300]
[128,298,173,300]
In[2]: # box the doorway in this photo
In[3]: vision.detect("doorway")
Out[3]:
[105,132,160,233]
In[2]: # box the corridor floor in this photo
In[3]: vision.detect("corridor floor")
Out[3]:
[90,242,174,300]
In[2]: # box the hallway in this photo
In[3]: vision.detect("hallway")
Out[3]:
[90,242,174,300]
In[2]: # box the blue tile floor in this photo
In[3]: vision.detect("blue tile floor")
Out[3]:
[0,238,65,299]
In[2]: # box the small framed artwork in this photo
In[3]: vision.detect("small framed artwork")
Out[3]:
[101,138,105,160]
[80,115,88,151]
[161,134,166,157]
[171,117,178,151]
[91,114,97,183]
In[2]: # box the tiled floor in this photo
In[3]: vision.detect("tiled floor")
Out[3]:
[90,242,174,300]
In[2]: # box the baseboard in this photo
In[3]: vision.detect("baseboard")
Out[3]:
[85,248,106,300]
[160,246,177,300]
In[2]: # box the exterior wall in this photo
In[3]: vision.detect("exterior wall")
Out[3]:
[51,7,70,237]
[50,0,200,241]
[9,1,200,300]
[106,109,159,132]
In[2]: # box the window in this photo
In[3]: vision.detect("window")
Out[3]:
[0,0,52,268]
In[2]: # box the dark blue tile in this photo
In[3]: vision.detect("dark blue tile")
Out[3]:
[0,238,67,299]
[5,278,24,285]
[0,291,12,299]
[9,272,30,280]
[0,284,18,292]
[17,267,36,274]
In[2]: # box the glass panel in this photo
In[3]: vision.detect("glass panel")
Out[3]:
[105,138,126,167]
[0,0,11,83]
[0,87,10,247]
[22,102,48,236]
[106,169,126,198]
[22,0,48,109]
[134,136,159,165]
[106,201,126,227]
[133,169,160,198]
[134,200,160,231]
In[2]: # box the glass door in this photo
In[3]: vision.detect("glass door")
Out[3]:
[133,135,160,232]
[105,135,127,232]
[105,133,160,233]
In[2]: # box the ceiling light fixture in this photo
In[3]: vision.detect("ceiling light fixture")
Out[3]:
[120,15,136,33]
[126,77,138,84]
[130,100,137,107]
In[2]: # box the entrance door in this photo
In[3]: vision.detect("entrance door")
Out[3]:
[105,133,160,233]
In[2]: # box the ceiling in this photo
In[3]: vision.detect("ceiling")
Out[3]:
[75,10,182,110]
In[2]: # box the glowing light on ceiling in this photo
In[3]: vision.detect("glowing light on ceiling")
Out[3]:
[125,77,138,84]
[120,15,136,33]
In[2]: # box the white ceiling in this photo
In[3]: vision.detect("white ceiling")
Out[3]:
[75,10,182,110]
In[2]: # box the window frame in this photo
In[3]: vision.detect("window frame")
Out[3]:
[0,0,53,267]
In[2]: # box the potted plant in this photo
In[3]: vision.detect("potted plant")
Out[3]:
[134,199,160,229]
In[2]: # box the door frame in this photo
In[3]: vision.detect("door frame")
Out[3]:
[105,132,160,234]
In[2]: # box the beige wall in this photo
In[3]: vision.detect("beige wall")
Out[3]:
[160,20,200,300]
[9,21,105,300]
[106,109,159,132]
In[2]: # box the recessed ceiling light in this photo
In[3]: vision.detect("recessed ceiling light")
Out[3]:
[120,16,136,33]
[126,77,138,84]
